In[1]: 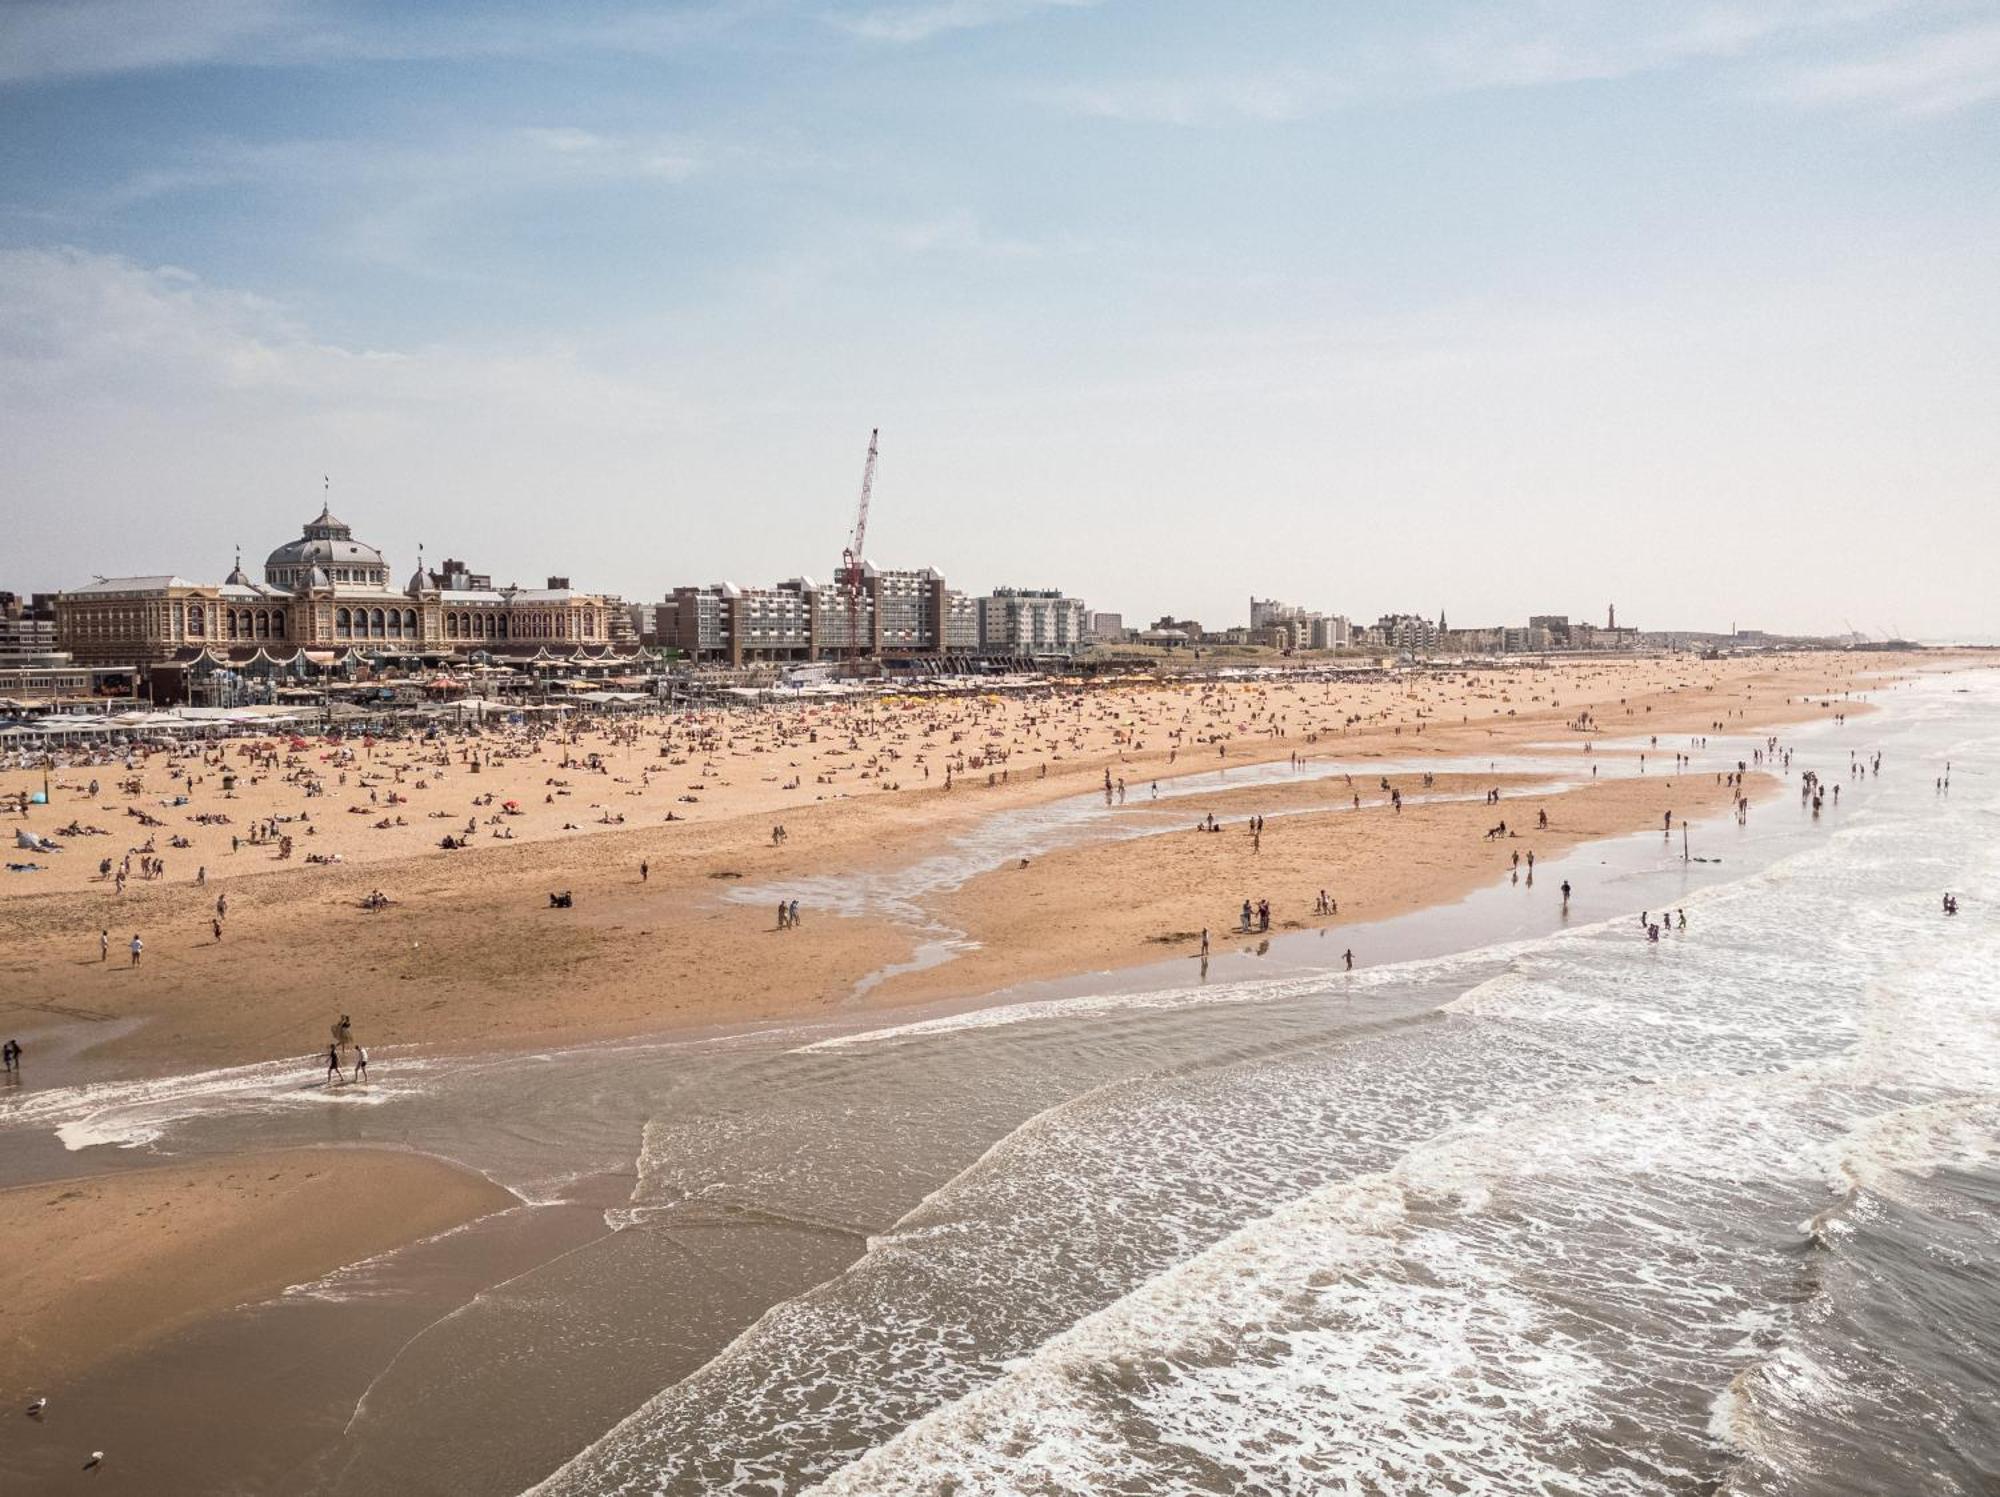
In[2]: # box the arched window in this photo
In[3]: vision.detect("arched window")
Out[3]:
[388,609,403,637]
[257,612,270,639]
[371,608,386,637]
[404,609,417,636]
[336,607,351,637]
[497,614,508,639]
[272,612,285,639]
[226,612,239,640]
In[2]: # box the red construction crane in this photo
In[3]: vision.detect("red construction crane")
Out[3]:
[840,428,879,664]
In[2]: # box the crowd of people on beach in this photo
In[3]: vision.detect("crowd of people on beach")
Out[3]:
[0,660,1921,1097]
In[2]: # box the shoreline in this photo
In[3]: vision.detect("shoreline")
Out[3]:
[0,662,1973,1497]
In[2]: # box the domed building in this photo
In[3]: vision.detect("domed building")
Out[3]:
[263,505,390,590]
[54,499,627,670]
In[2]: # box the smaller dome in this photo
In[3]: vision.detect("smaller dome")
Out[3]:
[306,563,330,589]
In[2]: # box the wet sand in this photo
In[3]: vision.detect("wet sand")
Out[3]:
[0,1147,515,1398]
[897,768,1766,1006]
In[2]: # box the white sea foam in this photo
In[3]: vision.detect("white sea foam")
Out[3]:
[0,1049,443,1151]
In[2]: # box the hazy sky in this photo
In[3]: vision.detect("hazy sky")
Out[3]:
[2,1,1995,638]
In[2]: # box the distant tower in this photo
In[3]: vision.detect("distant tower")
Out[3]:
[1439,608,1447,632]
[1608,602,1616,629]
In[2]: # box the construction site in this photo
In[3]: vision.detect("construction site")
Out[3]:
[653,429,1091,672]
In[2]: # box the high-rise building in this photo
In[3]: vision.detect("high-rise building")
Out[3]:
[1371,613,1439,650]
[0,592,58,658]
[976,588,1089,657]
[656,563,964,666]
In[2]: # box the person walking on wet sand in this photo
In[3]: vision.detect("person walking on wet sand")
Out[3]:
[1343,948,1354,971]
[1560,879,1571,913]
[1199,928,1210,958]
[640,860,649,883]
[788,898,800,928]
[354,1045,368,1082]
[326,1043,343,1084]
[777,898,790,930]
[99,927,109,962]
[128,934,143,967]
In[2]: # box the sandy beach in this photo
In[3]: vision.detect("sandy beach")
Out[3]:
[0,651,1931,1486]
[0,654,1884,1078]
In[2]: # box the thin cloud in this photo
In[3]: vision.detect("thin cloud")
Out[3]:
[832,0,1095,45]
[0,0,294,83]
[1774,18,2000,116]
[516,127,704,182]
[0,0,765,84]
[1049,1,1943,124]
[0,246,683,459]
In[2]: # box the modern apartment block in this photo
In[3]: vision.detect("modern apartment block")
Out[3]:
[1248,596,1351,651]
[975,587,1089,657]
[656,564,959,666]
[0,592,58,658]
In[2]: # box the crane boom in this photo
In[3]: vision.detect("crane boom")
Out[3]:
[837,428,880,671]
[850,428,879,560]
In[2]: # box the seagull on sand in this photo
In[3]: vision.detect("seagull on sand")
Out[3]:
[26,1396,46,1416]
[84,1450,104,1470]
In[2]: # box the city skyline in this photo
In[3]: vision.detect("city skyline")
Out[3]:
[3,1,1997,639]
[6,487,1946,643]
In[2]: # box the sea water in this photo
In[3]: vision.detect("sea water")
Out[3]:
[531,671,2000,1496]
